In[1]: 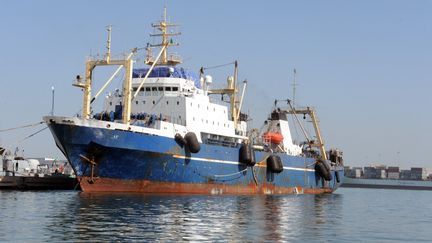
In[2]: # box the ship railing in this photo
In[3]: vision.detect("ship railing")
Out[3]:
[205,138,238,148]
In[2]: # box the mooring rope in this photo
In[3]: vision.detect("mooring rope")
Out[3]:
[17,126,48,143]
[0,121,44,132]
[213,167,248,178]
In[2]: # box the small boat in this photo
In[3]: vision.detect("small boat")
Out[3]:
[0,148,79,190]
[43,7,344,194]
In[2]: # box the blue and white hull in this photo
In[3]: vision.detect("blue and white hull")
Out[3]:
[45,116,343,194]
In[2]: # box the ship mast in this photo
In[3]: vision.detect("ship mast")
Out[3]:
[74,26,135,125]
[146,6,181,66]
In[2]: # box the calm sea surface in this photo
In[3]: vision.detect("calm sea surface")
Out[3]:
[0,188,431,242]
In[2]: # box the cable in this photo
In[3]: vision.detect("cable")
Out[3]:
[203,61,235,70]
[0,121,44,133]
[17,126,48,144]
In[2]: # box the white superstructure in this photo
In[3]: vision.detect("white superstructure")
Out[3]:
[66,7,311,156]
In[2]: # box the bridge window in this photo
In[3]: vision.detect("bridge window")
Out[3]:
[173,87,178,91]
[165,87,172,91]
[145,87,151,96]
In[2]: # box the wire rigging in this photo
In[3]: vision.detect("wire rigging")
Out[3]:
[17,126,48,144]
[0,121,44,133]
[203,61,235,70]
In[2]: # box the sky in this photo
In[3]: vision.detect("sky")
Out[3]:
[0,0,431,168]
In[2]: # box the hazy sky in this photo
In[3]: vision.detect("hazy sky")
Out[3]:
[0,1,431,168]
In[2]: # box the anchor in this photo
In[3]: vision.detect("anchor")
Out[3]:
[79,154,98,184]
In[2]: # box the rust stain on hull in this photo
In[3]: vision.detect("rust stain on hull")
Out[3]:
[78,176,335,195]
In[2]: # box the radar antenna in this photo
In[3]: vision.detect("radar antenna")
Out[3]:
[146,6,181,66]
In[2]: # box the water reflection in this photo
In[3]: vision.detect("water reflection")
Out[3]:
[3,189,432,242]
[45,192,343,242]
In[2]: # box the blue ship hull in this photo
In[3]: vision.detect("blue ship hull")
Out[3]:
[47,122,343,194]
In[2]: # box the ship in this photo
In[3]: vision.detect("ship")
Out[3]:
[0,147,78,190]
[43,7,344,194]
[342,177,432,190]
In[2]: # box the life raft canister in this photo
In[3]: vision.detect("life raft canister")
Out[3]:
[263,132,284,144]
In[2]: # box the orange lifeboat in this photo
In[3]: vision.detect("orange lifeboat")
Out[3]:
[263,132,284,144]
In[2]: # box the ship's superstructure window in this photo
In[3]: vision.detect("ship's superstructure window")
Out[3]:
[173,87,178,91]
[132,87,144,92]
[165,87,171,91]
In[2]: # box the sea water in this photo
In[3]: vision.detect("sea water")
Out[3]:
[0,188,431,242]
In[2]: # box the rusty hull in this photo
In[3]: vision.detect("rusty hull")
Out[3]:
[78,176,334,195]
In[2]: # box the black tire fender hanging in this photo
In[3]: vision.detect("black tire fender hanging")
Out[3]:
[267,155,283,173]
[239,143,255,166]
[184,132,200,153]
[335,170,340,183]
[315,159,332,181]
[174,133,187,147]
